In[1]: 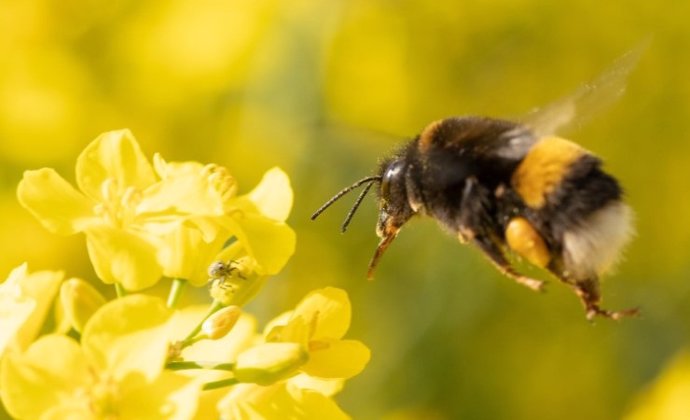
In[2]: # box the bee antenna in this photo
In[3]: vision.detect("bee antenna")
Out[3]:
[311,176,382,221]
[340,180,376,232]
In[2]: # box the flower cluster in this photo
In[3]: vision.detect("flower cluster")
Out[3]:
[0,130,370,419]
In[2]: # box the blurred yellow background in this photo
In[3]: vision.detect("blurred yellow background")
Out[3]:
[2,0,690,419]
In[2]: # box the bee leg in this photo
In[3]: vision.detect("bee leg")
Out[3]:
[570,278,639,321]
[473,235,546,292]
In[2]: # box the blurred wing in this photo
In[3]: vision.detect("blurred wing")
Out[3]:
[520,39,649,138]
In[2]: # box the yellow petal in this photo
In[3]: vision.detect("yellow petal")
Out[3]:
[263,310,293,339]
[59,277,107,334]
[1,264,64,351]
[0,335,89,420]
[82,295,173,382]
[292,287,351,340]
[117,370,201,420]
[85,226,163,291]
[0,264,36,357]
[42,405,93,420]
[289,373,345,397]
[218,382,350,420]
[140,156,229,217]
[222,213,296,275]
[157,224,227,287]
[17,168,97,235]
[75,129,156,202]
[246,167,293,222]
[234,342,308,386]
[278,313,312,345]
[302,339,370,379]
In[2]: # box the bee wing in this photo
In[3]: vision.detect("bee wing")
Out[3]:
[520,40,649,138]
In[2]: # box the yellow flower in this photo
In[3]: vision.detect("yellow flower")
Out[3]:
[17,129,295,290]
[157,165,296,287]
[264,287,371,380]
[0,263,63,357]
[17,130,191,290]
[211,167,296,277]
[0,295,200,420]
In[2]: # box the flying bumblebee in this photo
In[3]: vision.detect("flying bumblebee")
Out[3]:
[312,45,647,321]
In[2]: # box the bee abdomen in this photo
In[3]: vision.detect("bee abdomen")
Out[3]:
[511,136,633,280]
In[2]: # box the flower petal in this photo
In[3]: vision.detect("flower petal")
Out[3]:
[0,264,64,352]
[75,129,156,202]
[139,156,229,218]
[289,373,345,397]
[218,382,350,420]
[246,167,293,222]
[234,342,308,386]
[82,295,173,382]
[157,224,227,287]
[292,287,351,340]
[118,370,201,420]
[0,335,89,420]
[59,277,107,334]
[17,168,97,235]
[222,213,296,275]
[85,226,163,291]
[301,339,371,379]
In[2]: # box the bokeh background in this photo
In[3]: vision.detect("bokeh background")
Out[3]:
[2,0,690,419]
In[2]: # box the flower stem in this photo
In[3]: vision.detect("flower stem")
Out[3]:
[183,299,225,343]
[166,361,235,371]
[202,377,240,391]
[167,278,187,309]
[115,283,126,298]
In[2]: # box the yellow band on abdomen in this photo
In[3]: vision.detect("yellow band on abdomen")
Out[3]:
[512,136,586,208]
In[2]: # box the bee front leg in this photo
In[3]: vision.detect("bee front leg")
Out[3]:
[473,235,546,292]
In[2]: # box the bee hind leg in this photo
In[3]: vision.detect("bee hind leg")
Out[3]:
[473,235,546,292]
[570,277,639,321]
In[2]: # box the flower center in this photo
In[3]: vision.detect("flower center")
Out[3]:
[202,164,237,206]
[93,178,143,227]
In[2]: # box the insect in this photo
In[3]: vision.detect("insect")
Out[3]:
[312,45,647,321]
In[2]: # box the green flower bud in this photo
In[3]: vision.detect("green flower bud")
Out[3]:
[59,278,106,333]
[233,342,308,386]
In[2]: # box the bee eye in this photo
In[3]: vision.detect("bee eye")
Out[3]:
[381,160,405,201]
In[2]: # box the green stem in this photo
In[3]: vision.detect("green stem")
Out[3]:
[166,361,235,371]
[115,283,126,298]
[202,377,240,391]
[183,300,225,343]
[167,278,187,309]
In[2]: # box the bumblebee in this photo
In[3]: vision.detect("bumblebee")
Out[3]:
[312,46,645,321]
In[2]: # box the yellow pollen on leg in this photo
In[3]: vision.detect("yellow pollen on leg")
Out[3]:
[505,217,551,268]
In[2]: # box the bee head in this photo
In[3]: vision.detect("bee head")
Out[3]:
[311,155,417,279]
[376,157,414,238]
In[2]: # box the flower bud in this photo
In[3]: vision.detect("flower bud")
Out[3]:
[201,305,241,340]
[59,278,106,333]
[233,342,308,386]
